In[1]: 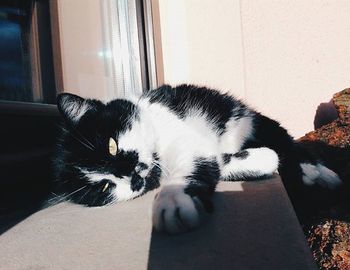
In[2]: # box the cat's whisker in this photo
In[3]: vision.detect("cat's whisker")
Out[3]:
[70,133,95,151]
[101,193,115,206]
[50,192,59,197]
[152,160,170,177]
[158,162,171,176]
[56,123,95,150]
[104,200,114,207]
[51,185,88,204]
[74,130,96,149]
[77,187,92,204]
[158,164,170,177]
[151,160,162,170]
[90,194,100,206]
[80,135,95,149]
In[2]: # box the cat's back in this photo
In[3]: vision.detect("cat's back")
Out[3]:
[144,84,250,134]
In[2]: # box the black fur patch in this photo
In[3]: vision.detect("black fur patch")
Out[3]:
[222,172,272,182]
[222,150,249,165]
[146,84,251,134]
[185,157,220,212]
[131,173,144,192]
[222,153,233,164]
[144,153,161,192]
[233,150,249,160]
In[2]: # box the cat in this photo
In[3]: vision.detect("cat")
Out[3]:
[53,84,342,234]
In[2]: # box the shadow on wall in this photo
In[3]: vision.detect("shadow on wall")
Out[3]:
[313,100,338,130]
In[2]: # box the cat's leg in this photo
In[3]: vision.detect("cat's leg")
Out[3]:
[152,157,219,234]
[221,147,279,181]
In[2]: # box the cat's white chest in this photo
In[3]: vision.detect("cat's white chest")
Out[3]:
[145,102,219,177]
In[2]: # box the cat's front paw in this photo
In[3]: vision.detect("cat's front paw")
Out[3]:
[152,185,202,234]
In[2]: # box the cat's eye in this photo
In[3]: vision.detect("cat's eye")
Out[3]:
[108,137,118,156]
[102,182,109,192]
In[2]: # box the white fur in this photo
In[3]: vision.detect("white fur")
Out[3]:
[118,109,156,168]
[79,168,144,201]
[123,99,220,182]
[219,117,254,153]
[152,184,200,234]
[301,163,342,189]
[145,102,219,160]
[221,147,279,179]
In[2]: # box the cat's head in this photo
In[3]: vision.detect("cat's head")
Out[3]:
[54,93,160,206]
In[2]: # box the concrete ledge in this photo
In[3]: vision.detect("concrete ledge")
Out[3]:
[0,175,317,270]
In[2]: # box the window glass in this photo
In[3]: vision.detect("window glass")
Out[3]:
[0,2,33,102]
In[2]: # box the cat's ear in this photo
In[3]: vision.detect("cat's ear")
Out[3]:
[57,93,96,125]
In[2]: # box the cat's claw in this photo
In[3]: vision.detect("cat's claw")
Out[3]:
[152,185,201,234]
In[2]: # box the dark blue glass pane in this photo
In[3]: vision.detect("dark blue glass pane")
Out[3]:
[0,6,32,102]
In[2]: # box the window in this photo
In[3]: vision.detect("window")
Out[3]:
[0,0,159,104]
[0,0,160,215]
[52,0,159,100]
[0,0,56,104]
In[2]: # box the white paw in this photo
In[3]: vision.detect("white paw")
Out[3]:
[301,163,342,189]
[316,164,342,190]
[152,185,201,234]
[301,163,320,185]
[253,147,279,174]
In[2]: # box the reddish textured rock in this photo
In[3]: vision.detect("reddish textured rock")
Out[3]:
[300,121,350,147]
[299,88,350,269]
[307,220,350,270]
[299,88,350,147]
[334,88,350,120]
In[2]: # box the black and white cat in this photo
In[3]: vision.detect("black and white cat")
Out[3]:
[54,84,342,234]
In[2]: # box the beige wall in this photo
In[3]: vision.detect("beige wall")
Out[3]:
[157,0,350,138]
[157,0,245,98]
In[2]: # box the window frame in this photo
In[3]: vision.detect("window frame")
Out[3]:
[0,0,162,214]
